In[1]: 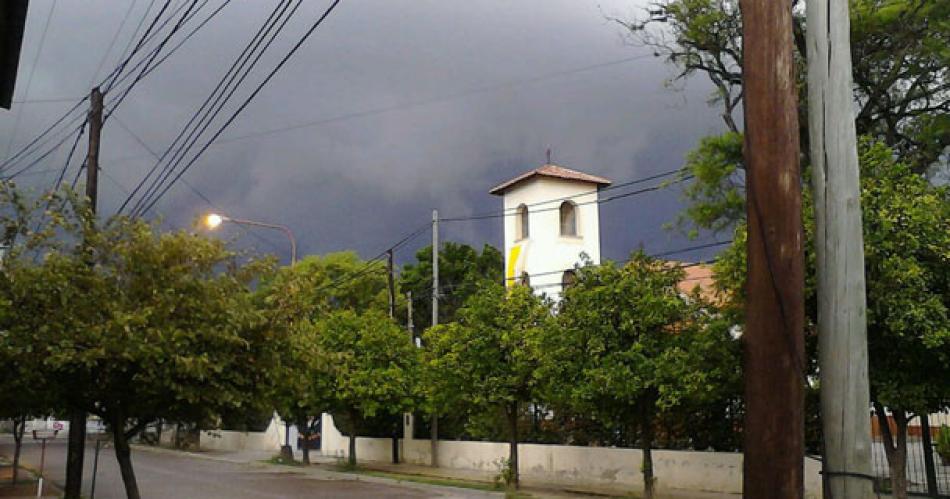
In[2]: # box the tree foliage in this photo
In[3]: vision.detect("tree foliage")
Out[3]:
[623,0,950,174]
[712,141,950,497]
[547,253,738,498]
[399,242,503,330]
[0,185,278,499]
[422,284,551,487]
[315,310,419,466]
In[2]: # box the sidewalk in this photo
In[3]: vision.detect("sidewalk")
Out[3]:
[132,445,739,498]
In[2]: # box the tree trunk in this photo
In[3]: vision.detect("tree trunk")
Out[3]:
[640,402,656,499]
[347,411,358,468]
[11,415,25,485]
[298,418,311,465]
[155,419,163,447]
[430,414,439,467]
[64,409,87,499]
[113,422,141,499]
[875,403,909,499]
[508,402,520,489]
[348,430,357,467]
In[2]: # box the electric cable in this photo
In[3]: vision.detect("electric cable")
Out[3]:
[133,0,345,218]
[123,0,300,216]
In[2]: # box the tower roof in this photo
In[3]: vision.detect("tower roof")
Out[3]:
[489,164,612,196]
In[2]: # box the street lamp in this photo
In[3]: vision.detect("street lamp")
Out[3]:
[203,213,297,265]
[204,212,298,461]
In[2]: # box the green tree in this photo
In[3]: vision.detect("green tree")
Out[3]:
[547,253,736,499]
[0,186,280,499]
[270,323,335,464]
[422,284,552,488]
[622,0,950,175]
[0,263,57,486]
[399,242,503,330]
[712,141,950,499]
[0,185,43,485]
[258,252,394,463]
[84,220,276,499]
[315,310,418,467]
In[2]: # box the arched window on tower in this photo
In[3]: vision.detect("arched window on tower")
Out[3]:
[559,201,577,237]
[516,204,530,240]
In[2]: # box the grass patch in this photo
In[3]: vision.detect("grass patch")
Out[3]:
[264,455,305,467]
[339,468,532,497]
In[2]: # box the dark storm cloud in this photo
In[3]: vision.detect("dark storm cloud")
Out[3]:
[2,0,729,265]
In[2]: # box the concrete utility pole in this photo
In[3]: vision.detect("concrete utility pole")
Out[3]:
[805,1,874,497]
[430,209,439,467]
[738,2,805,498]
[407,291,414,340]
[66,86,102,499]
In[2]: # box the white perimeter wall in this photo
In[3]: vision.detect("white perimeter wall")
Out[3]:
[321,414,823,498]
[199,414,284,453]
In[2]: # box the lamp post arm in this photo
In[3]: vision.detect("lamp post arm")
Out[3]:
[224,217,297,265]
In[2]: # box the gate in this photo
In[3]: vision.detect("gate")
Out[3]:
[872,411,950,498]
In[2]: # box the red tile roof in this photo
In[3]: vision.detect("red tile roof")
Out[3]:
[489,164,612,195]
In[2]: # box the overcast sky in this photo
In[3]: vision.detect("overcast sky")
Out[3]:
[2,0,730,265]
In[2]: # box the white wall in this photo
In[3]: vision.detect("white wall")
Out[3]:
[501,177,602,300]
[322,415,824,498]
[199,415,283,453]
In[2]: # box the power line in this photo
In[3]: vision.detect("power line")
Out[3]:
[103,0,225,97]
[104,0,201,113]
[87,0,141,88]
[133,0,346,218]
[110,112,281,250]
[0,107,85,173]
[123,0,300,216]
[441,173,693,222]
[500,242,730,283]
[650,239,733,258]
[0,0,188,177]
[114,0,160,77]
[1,120,87,181]
[99,52,657,170]
[3,0,60,161]
[211,53,656,146]
[12,96,83,104]
[2,0,224,183]
[309,221,430,296]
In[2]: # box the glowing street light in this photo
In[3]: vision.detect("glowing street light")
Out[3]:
[204,213,224,230]
[203,212,299,459]
[203,213,297,265]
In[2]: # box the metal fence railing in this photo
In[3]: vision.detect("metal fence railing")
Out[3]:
[872,411,950,498]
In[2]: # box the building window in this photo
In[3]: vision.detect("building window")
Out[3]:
[559,201,577,237]
[561,270,576,289]
[516,204,530,240]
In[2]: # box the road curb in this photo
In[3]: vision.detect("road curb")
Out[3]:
[130,445,501,497]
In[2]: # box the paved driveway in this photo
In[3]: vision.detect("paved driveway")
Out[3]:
[0,436,496,498]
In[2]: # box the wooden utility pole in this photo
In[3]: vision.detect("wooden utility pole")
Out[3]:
[805,1,873,497]
[739,3,805,498]
[65,86,102,499]
[387,249,396,318]
[387,249,399,464]
[430,209,439,467]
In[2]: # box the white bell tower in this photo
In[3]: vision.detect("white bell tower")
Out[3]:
[490,164,611,300]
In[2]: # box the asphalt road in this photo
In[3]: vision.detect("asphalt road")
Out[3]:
[0,437,495,498]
